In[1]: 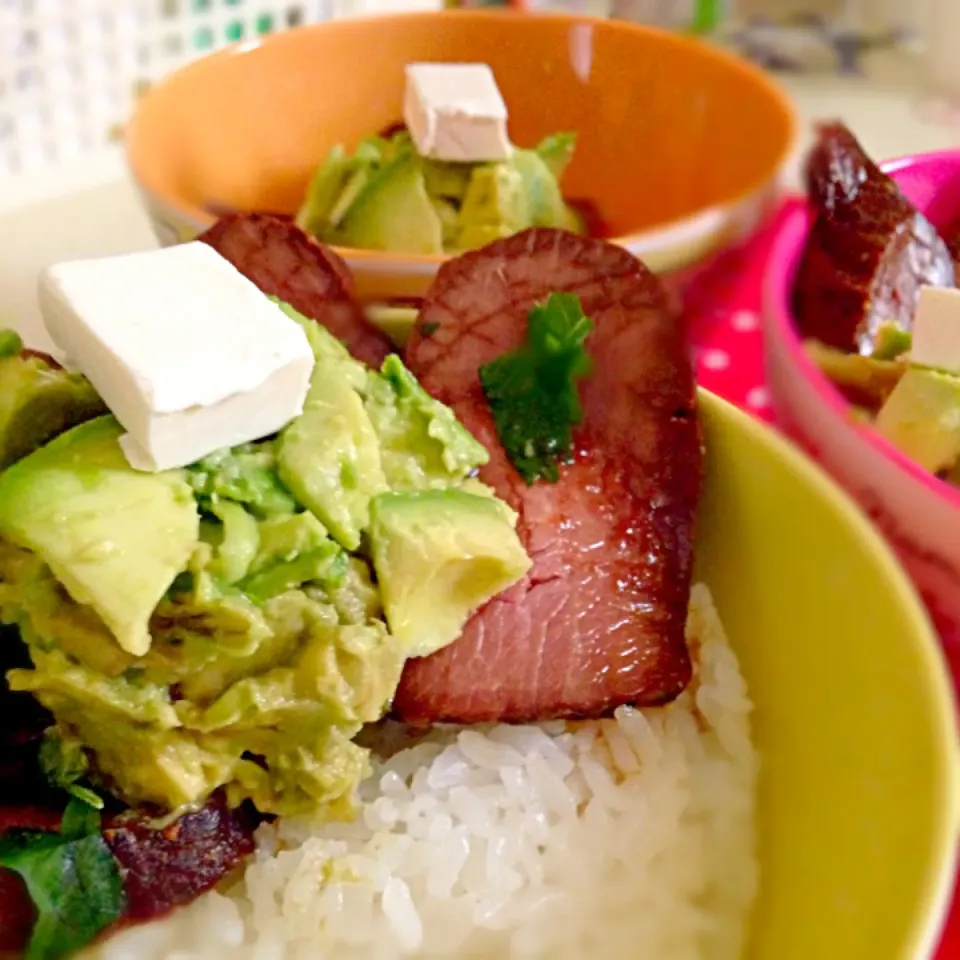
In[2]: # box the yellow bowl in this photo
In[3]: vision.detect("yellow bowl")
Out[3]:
[124,10,797,300]
[696,390,959,958]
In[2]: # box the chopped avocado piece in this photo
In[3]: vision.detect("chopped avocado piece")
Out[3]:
[535,132,577,180]
[364,304,420,347]
[295,144,352,236]
[0,521,395,818]
[199,619,401,733]
[0,416,200,656]
[873,322,912,361]
[272,299,367,386]
[297,132,422,240]
[365,355,488,490]
[876,367,960,472]
[326,167,374,231]
[422,158,473,204]
[239,512,347,601]
[335,153,444,255]
[207,500,260,585]
[10,646,181,727]
[805,339,905,409]
[277,358,388,550]
[368,489,531,658]
[186,440,297,519]
[433,196,462,249]
[456,164,528,251]
[0,329,22,358]
[0,352,107,470]
[511,148,582,231]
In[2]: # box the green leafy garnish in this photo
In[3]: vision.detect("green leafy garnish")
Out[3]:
[478,292,593,485]
[0,328,24,359]
[872,321,912,361]
[38,736,104,810]
[0,797,125,960]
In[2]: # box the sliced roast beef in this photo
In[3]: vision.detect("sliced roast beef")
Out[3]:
[104,794,257,923]
[198,213,394,369]
[394,228,702,724]
[792,121,955,354]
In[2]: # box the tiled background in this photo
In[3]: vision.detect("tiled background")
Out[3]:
[0,0,442,184]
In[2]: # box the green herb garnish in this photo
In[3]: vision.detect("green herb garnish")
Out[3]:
[478,292,593,485]
[0,328,23,360]
[38,736,104,810]
[872,321,912,361]
[0,797,125,960]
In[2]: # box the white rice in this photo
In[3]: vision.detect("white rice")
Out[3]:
[90,584,758,960]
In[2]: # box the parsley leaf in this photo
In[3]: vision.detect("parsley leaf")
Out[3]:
[479,292,594,485]
[0,797,125,960]
[38,736,104,811]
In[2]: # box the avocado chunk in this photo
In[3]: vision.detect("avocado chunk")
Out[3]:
[272,299,368,380]
[0,329,22,359]
[277,358,388,551]
[876,367,960,472]
[456,164,527,251]
[368,489,531,658]
[335,153,444,255]
[873,321,912,361]
[535,132,577,181]
[422,158,473,205]
[295,144,352,237]
[805,339,904,409]
[0,416,200,656]
[186,440,297,519]
[239,511,347,601]
[365,355,489,491]
[0,351,107,470]
[364,304,421,348]
[206,499,259,585]
[511,148,583,232]
[296,136,391,237]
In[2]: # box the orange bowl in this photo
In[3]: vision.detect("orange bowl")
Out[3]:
[125,10,797,300]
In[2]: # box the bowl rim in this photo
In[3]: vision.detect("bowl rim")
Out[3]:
[762,150,960,513]
[700,386,960,959]
[124,8,799,269]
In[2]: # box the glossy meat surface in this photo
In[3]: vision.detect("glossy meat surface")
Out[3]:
[792,122,955,355]
[395,228,702,724]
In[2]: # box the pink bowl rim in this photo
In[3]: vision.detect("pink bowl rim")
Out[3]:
[763,148,960,512]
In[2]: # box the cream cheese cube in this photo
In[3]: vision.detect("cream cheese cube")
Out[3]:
[39,242,315,472]
[403,62,512,163]
[910,286,960,375]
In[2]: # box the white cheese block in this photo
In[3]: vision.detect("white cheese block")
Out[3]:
[39,242,315,472]
[403,62,512,163]
[910,286,960,375]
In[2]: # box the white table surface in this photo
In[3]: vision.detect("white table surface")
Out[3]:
[3,51,959,354]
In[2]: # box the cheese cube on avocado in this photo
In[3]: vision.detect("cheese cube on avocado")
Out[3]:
[38,242,315,472]
[0,416,200,656]
[368,489,531,658]
[909,286,960,374]
[403,63,511,163]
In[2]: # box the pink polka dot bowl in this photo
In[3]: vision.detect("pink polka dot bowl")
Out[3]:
[763,150,960,677]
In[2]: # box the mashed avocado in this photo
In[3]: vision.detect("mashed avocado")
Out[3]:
[0,307,529,820]
[295,129,585,255]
